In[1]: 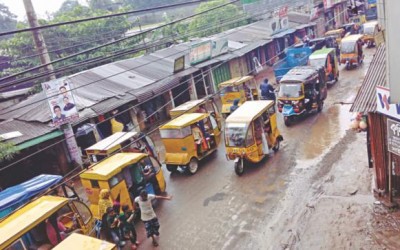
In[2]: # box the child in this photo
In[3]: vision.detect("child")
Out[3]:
[119,205,140,249]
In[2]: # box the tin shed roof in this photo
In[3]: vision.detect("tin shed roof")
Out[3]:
[350,44,386,113]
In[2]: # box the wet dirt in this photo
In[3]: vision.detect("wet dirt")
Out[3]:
[124,47,398,250]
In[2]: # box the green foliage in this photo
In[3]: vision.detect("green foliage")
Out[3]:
[0,3,17,40]
[188,0,247,38]
[0,142,19,162]
[0,2,135,82]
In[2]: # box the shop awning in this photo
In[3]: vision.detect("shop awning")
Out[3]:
[17,130,64,150]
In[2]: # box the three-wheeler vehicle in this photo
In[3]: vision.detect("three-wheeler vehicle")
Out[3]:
[362,21,380,47]
[224,100,283,176]
[340,34,364,69]
[85,131,158,163]
[277,66,328,126]
[53,233,116,250]
[169,97,222,128]
[218,76,258,117]
[324,29,345,44]
[309,48,340,85]
[79,152,166,219]
[0,196,94,250]
[160,113,221,174]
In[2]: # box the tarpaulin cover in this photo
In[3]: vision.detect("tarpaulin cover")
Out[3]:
[0,174,62,218]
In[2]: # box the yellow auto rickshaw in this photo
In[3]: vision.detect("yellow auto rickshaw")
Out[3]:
[85,131,158,164]
[53,233,116,250]
[169,96,222,128]
[362,21,380,47]
[160,113,221,174]
[224,100,283,176]
[340,34,364,69]
[218,76,258,116]
[79,152,166,219]
[324,29,345,44]
[0,196,94,249]
[309,48,339,84]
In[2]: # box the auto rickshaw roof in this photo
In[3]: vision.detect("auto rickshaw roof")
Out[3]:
[53,233,116,250]
[86,132,138,152]
[0,196,68,249]
[309,48,335,59]
[363,21,378,28]
[341,34,364,43]
[169,98,206,113]
[225,100,274,124]
[160,113,209,129]
[280,66,320,83]
[80,153,146,180]
[325,28,344,35]
[218,76,254,88]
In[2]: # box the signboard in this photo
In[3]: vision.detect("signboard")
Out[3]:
[387,118,400,156]
[173,55,185,73]
[189,41,212,65]
[211,38,228,58]
[376,86,400,120]
[42,79,79,126]
[271,5,289,34]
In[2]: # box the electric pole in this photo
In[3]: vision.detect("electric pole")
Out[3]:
[23,0,56,80]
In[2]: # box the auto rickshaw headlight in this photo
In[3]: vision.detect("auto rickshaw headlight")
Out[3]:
[181,147,187,151]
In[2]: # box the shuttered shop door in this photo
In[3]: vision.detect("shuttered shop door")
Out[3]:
[213,63,231,89]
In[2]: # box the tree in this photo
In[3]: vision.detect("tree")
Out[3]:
[88,0,118,11]
[0,142,19,162]
[188,0,247,38]
[55,0,81,15]
[0,3,17,39]
[0,2,135,81]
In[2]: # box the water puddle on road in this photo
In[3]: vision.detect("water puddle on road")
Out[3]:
[295,104,352,168]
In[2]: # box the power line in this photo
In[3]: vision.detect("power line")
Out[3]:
[0,0,240,83]
[0,8,256,90]
[0,0,209,37]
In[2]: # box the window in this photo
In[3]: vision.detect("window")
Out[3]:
[220,85,239,94]
[341,41,355,54]
[225,123,248,147]
[90,180,99,188]
[245,125,254,146]
[309,58,326,68]
[268,106,275,115]
[160,126,191,139]
[278,83,303,98]
[72,201,92,225]
[109,173,123,188]
[209,116,218,129]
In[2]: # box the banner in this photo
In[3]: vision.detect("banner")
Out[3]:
[376,86,400,120]
[189,41,212,65]
[42,79,79,127]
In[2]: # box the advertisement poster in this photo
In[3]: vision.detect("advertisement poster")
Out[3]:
[42,79,79,126]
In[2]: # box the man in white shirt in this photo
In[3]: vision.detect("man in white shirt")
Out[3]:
[134,190,172,247]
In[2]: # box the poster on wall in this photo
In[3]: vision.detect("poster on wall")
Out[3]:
[387,118,400,156]
[42,78,79,127]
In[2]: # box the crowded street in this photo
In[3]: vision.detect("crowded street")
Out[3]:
[3,0,400,249]
[129,48,390,249]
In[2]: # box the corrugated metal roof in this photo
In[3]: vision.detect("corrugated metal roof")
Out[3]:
[350,44,386,113]
[0,119,57,145]
[288,12,311,24]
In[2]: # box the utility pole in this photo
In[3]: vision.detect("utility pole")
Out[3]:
[23,0,56,80]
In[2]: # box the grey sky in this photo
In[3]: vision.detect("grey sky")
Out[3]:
[1,0,87,21]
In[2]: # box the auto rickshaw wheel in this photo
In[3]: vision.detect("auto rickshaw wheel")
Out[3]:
[284,117,291,126]
[234,158,244,176]
[318,101,324,112]
[166,164,178,173]
[186,158,198,175]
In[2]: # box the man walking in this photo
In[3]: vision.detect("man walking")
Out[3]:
[135,190,172,247]
[260,78,276,101]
